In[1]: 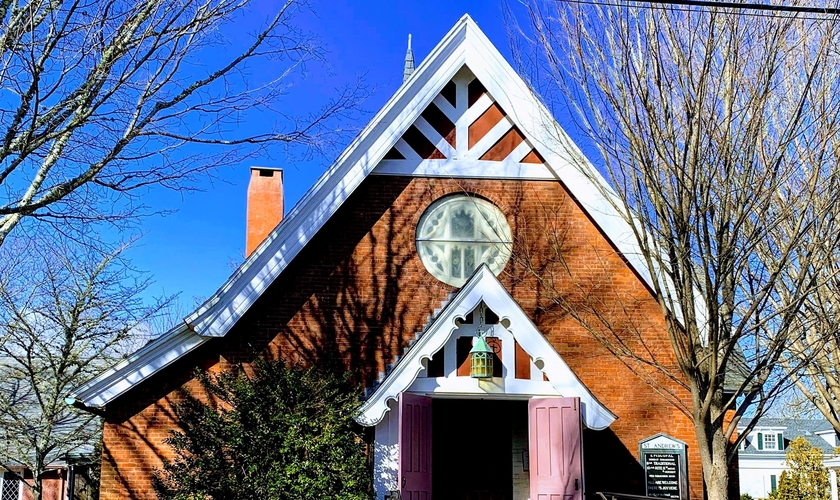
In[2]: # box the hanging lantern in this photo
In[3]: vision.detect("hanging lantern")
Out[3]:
[470,303,494,379]
[470,336,494,378]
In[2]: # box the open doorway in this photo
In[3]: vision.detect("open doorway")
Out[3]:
[432,399,528,500]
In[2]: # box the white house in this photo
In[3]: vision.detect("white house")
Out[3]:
[738,418,837,498]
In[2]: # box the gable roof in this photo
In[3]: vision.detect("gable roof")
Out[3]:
[738,417,834,434]
[739,418,836,455]
[355,265,617,430]
[71,14,655,409]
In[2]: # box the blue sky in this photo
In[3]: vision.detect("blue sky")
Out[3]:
[127,1,555,314]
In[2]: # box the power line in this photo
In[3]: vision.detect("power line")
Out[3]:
[559,0,840,21]
[615,0,840,15]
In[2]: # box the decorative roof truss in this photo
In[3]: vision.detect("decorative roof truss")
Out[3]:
[373,67,550,179]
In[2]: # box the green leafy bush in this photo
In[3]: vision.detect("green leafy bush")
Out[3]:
[153,358,371,500]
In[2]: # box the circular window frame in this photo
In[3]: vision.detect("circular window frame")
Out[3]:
[415,195,513,287]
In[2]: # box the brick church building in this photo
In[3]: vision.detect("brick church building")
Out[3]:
[71,15,721,500]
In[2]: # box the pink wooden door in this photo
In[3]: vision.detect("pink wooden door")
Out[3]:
[399,393,432,500]
[529,397,583,500]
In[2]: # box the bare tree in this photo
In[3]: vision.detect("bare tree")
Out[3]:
[0,0,365,246]
[0,235,168,500]
[784,252,840,430]
[514,2,840,499]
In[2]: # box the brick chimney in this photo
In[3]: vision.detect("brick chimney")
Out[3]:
[246,167,284,257]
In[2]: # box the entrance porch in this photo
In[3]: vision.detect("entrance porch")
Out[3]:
[374,393,584,500]
[432,399,525,500]
[356,266,616,500]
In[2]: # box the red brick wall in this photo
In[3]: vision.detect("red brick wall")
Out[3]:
[20,469,65,500]
[99,176,705,499]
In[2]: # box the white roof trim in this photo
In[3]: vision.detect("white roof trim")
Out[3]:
[372,158,555,180]
[72,324,209,408]
[74,14,668,408]
[354,265,617,430]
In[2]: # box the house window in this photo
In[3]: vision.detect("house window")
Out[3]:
[764,433,778,450]
[416,195,512,287]
[0,473,21,500]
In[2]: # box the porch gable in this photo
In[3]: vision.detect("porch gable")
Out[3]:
[354,264,616,430]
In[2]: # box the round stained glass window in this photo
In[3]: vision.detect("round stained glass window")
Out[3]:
[416,195,512,287]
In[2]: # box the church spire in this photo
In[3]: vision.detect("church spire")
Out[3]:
[403,34,415,83]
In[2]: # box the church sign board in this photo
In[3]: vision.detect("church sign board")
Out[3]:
[639,433,688,500]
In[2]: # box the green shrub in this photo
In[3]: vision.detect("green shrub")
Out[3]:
[153,358,371,500]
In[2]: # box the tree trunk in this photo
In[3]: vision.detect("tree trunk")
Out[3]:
[694,404,731,500]
[705,443,730,500]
